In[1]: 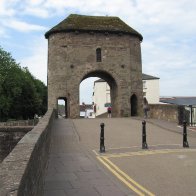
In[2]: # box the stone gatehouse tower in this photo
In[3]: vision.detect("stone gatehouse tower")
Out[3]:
[45,14,143,118]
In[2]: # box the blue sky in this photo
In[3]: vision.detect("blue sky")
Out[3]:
[0,0,196,104]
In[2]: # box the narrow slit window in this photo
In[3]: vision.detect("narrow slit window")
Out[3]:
[96,48,102,62]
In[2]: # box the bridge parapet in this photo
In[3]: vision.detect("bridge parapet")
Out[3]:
[0,126,33,163]
[0,119,38,127]
[0,109,55,196]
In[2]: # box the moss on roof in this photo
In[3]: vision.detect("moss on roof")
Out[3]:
[45,14,143,40]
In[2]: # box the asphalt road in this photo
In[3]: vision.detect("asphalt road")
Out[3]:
[73,118,196,196]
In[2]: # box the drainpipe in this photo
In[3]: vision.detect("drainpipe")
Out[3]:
[190,105,193,126]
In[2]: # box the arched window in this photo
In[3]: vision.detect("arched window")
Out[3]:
[96,48,102,62]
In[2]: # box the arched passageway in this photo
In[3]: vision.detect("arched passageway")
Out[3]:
[80,70,118,118]
[57,97,68,118]
[46,14,143,118]
[79,77,99,118]
[131,94,138,116]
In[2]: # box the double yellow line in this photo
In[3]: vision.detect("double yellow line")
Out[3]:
[97,149,196,196]
[105,148,196,158]
[97,155,155,196]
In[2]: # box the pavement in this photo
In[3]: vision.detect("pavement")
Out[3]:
[44,117,196,196]
[44,119,130,196]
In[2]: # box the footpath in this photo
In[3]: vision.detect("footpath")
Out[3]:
[44,119,130,196]
[44,118,196,196]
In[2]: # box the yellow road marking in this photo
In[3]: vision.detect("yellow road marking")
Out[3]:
[93,144,182,152]
[103,157,155,196]
[97,156,147,196]
[96,148,196,195]
[92,144,181,155]
[100,148,196,158]
[92,149,99,156]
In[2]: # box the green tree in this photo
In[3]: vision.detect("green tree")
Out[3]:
[0,46,47,121]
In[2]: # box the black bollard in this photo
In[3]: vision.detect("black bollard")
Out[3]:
[183,121,189,148]
[142,120,148,149]
[100,123,105,153]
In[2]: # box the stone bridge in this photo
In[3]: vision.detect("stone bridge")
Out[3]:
[1,109,196,196]
[1,14,195,196]
[0,110,55,196]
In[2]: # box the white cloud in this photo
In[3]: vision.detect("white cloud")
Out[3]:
[19,37,48,84]
[160,68,196,96]
[143,42,193,74]
[23,7,49,18]
[0,0,16,17]
[142,35,196,96]
[28,0,45,6]
[2,0,196,35]
[2,19,47,32]
[0,28,7,38]
[1,0,196,97]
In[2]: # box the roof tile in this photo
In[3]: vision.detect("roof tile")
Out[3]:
[45,14,143,40]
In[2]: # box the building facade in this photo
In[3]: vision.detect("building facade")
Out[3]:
[92,79,111,116]
[142,74,160,104]
[93,74,160,116]
[45,14,144,118]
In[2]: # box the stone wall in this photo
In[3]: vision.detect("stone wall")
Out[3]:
[0,127,33,163]
[0,119,38,126]
[0,109,55,196]
[148,104,179,123]
[47,32,143,118]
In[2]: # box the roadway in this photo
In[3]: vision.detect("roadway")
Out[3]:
[44,117,196,196]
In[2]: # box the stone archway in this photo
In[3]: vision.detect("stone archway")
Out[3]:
[45,14,143,118]
[80,70,118,117]
[57,97,69,118]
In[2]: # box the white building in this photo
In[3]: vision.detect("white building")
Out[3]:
[92,74,160,116]
[92,79,110,116]
[142,74,160,104]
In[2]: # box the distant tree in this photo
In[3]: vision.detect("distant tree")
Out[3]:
[33,77,47,116]
[0,46,47,121]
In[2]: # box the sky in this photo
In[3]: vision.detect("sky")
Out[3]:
[0,0,196,104]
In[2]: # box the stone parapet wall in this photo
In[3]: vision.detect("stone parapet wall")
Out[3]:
[0,127,33,163]
[0,119,38,126]
[148,104,179,123]
[0,109,55,196]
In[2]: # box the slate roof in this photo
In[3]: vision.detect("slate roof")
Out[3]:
[45,14,143,40]
[160,97,196,106]
[80,104,93,112]
[142,73,160,80]
[94,79,105,83]
[94,74,159,84]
